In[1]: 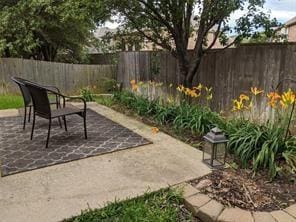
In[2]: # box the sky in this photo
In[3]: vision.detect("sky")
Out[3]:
[105,0,296,29]
[230,0,296,26]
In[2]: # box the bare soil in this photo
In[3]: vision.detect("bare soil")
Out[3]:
[190,168,296,212]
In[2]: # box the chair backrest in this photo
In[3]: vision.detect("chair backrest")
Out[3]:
[11,77,31,106]
[24,82,51,118]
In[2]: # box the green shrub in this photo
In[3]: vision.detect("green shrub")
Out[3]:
[94,95,114,107]
[110,90,296,179]
[80,87,94,102]
[173,103,221,135]
[153,103,179,125]
[101,78,117,93]
[113,90,136,107]
[226,120,296,178]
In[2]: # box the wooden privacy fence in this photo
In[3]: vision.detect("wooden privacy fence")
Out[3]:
[0,58,117,95]
[117,43,296,112]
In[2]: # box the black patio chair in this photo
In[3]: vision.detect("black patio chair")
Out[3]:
[11,77,62,129]
[24,81,87,148]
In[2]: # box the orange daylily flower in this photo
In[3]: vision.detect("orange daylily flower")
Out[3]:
[267,92,281,108]
[130,79,138,92]
[151,127,159,134]
[239,94,250,101]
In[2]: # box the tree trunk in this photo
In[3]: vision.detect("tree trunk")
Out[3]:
[177,54,203,88]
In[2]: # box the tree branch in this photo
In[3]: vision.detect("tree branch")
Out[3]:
[205,20,222,52]
[125,14,177,56]
[138,0,175,33]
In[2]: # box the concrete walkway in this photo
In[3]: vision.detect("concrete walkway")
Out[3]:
[0,103,210,222]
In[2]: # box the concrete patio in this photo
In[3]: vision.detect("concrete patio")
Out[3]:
[0,103,211,222]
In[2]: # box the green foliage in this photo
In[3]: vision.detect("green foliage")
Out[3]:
[111,90,296,179]
[154,103,179,125]
[94,95,114,107]
[0,0,108,62]
[173,103,221,135]
[101,78,118,93]
[63,188,192,222]
[80,87,94,102]
[103,0,279,86]
[225,120,296,179]
[0,95,23,109]
[113,91,221,135]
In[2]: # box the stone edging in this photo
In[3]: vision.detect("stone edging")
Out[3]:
[174,182,296,222]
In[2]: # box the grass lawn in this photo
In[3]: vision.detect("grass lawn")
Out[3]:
[0,95,23,110]
[63,189,194,222]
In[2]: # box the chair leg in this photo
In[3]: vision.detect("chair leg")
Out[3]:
[30,113,36,140]
[23,106,27,130]
[58,117,62,128]
[56,97,62,128]
[63,116,67,131]
[83,112,87,139]
[46,119,52,148]
[28,106,32,123]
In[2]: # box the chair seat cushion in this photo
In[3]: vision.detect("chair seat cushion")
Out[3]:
[51,104,83,118]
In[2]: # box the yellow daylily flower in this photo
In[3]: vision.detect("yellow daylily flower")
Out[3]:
[232,99,244,111]
[251,87,264,96]
[280,88,295,108]
[138,81,144,86]
[177,85,185,92]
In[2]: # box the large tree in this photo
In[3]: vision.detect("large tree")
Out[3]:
[0,0,107,62]
[104,0,279,87]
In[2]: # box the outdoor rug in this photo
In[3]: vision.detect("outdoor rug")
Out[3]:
[0,109,151,176]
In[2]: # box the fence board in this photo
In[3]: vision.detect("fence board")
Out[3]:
[0,58,116,95]
[117,43,296,112]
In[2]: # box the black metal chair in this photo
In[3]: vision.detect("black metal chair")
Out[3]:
[11,77,62,129]
[24,81,87,148]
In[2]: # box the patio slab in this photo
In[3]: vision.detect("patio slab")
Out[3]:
[0,103,211,222]
[0,109,150,176]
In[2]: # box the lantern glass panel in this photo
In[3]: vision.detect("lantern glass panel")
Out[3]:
[203,141,213,164]
[213,143,226,166]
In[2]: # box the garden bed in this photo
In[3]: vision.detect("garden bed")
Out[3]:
[190,168,296,212]
[94,93,296,213]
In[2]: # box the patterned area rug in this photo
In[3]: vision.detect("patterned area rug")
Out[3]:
[0,109,151,176]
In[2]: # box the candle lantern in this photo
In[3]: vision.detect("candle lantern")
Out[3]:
[203,127,228,168]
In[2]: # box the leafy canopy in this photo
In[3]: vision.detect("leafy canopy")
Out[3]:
[103,0,279,86]
[0,0,108,62]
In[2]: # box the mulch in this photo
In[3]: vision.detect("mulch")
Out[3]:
[190,168,296,212]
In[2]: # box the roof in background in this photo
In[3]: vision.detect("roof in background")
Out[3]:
[93,27,117,38]
[285,16,296,27]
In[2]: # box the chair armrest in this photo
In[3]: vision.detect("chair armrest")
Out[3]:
[64,96,87,111]
[45,89,86,111]
[43,85,61,93]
